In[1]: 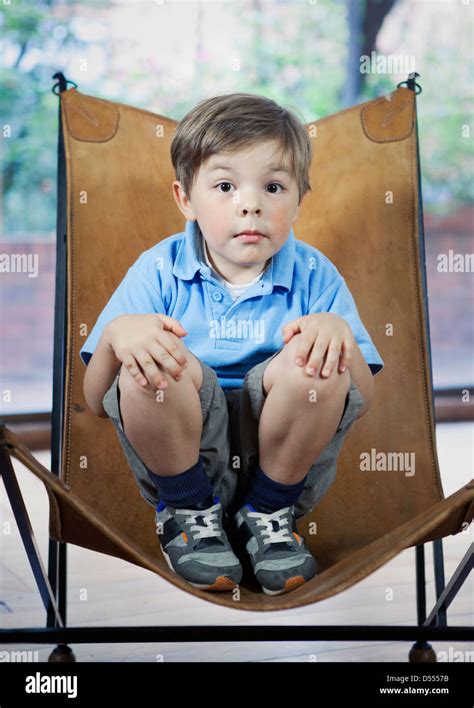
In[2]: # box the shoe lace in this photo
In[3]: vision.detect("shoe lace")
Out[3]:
[175,502,222,541]
[248,507,294,546]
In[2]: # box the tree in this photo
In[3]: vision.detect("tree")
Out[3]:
[342,0,398,107]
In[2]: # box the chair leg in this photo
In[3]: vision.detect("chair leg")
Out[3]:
[46,539,68,627]
[409,544,436,662]
[0,445,76,662]
[432,539,447,626]
[409,540,474,661]
[46,540,75,662]
[48,644,76,663]
[424,543,473,628]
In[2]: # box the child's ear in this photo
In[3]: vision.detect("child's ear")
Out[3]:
[172,181,196,220]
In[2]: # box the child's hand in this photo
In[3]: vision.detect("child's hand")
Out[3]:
[105,313,188,389]
[281,313,355,378]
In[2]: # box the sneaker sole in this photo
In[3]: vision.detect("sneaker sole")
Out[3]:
[161,548,239,592]
[262,575,307,596]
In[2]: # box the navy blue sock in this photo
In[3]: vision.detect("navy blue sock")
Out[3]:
[149,455,215,510]
[243,462,307,513]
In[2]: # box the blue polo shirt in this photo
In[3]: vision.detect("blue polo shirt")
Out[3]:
[80,219,384,389]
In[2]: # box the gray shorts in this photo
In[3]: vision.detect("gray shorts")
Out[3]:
[102,352,365,520]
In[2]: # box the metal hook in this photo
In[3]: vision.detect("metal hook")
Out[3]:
[52,72,78,96]
[397,72,422,95]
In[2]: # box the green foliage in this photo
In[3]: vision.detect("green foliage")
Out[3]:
[2,0,87,238]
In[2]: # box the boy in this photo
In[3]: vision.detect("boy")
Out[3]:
[81,93,384,596]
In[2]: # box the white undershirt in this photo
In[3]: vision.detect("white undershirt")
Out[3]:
[202,237,267,301]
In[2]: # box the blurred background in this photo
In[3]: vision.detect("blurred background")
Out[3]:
[1,0,473,665]
[1,0,473,416]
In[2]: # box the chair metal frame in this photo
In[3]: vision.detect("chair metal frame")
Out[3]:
[0,72,472,661]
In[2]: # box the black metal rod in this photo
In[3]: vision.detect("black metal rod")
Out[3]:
[0,625,472,644]
[425,543,474,627]
[432,539,447,626]
[412,75,446,632]
[46,539,59,629]
[415,544,427,625]
[47,72,69,629]
[411,78,438,428]
[0,455,63,627]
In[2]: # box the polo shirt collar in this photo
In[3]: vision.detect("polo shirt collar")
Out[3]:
[172,219,295,290]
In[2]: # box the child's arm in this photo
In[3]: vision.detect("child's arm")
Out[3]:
[83,313,189,418]
[83,326,122,418]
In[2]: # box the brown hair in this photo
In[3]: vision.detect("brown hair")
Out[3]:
[170,92,312,204]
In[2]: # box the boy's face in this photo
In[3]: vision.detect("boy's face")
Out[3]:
[172,139,304,282]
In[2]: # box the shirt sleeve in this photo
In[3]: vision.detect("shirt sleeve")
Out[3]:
[79,255,166,367]
[308,272,384,376]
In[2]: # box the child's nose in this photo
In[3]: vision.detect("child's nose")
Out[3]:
[239,201,261,215]
[236,189,261,213]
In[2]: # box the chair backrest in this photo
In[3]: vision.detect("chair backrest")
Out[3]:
[57,85,444,573]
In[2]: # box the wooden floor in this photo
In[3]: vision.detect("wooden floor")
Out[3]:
[1,422,473,662]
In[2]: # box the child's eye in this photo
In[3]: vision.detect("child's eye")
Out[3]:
[266,183,284,194]
[215,182,284,194]
[215,182,234,193]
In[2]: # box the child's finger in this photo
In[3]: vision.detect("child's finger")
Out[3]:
[134,342,183,386]
[338,338,353,372]
[123,356,154,388]
[158,330,189,368]
[157,314,187,336]
[282,321,301,341]
[294,334,319,368]
[135,351,169,389]
[320,341,343,377]
[302,337,327,374]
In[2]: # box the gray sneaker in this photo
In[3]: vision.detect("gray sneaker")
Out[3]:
[233,503,318,595]
[155,495,243,591]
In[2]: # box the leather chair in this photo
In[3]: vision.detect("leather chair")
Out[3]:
[1,73,472,660]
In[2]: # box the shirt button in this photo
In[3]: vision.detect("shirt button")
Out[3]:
[212,291,223,301]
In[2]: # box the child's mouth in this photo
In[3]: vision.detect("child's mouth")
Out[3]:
[234,233,265,243]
